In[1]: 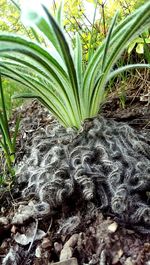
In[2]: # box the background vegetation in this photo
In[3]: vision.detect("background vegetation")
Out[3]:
[0,0,149,115]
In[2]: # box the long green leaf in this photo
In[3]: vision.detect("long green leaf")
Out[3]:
[0,34,81,127]
[56,0,64,28]
[0,76,14,155]
[0,64,73,127]
[42,6,81,123]
[101,12,118,71]
[107,64,150,81]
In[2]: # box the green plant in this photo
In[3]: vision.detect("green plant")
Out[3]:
[0,75,20,181]
[0,79,28,118]
[128,31,150,56]
[0,1,150,129]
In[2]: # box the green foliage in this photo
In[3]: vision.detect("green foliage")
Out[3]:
[0,76,20,182]
[0,79,25,117]
[0,1,150,130]
[63,0,148,51]
[1,0,148,60]
[128,32,150,53]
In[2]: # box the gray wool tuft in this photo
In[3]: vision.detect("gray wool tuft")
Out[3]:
[16,116,150,231]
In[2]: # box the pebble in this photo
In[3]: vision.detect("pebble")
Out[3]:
[35,245,42,258]
[1,240,8,248]
[63,234,79,248]
[124,257,135,265]
[41,237,52,249]
[11,225,17,234]
[108,222,118,233]
[60,246,72,261]
[112,249,123,264]
[0,217,9,225]
[59,234,79,261]
[0,207,5,214]
[54,242,63,253]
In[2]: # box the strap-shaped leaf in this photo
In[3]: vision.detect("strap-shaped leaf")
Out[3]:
[21,1,61,53]
[56,0,64,28]
[42,6,81,121]
[0,63,75,127]
[101,12,118,72]
[74,33,83,88]
[0,75,14,155]
[107,64,150,81]
[0,34,81,127]
[2,58,78,127]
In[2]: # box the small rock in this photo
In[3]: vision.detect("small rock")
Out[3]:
[112,249,123,264]
[125,257,135,265]
[14,222,46,245]
[1,207,5,214]
[145,262,150,265]
[11,225,17,234]
[0,217,9,226]
[60,246,72,261]
[108,222,118,233]
[54,242,63,253]
[59,234,79,261]
[63,234,79,248]
[1,240,8,248]
[41,238,51,249]
[52,257,78,265]
[35,245,42,258]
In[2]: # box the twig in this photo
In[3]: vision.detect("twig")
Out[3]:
[46,217,53,234]
[19,220,38,265]
[28,219,39,253]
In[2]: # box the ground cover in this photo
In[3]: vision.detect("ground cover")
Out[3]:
[0,80,149,264]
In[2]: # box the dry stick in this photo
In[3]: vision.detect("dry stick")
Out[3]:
[99,1,107,38]
[19,219,39,265]
[124,0,132,14]
[65,16,88,48]
[88,0,99,62]
[64,28,73,42]
[118,0,127,16]
[22,219,39,264]
[82,13,97,30]
[73,16,82,30]
[53,0,57,13]
[143,121,150,129]
[46,217,53,234]
[129,69,148,105]
[28,219,39,253]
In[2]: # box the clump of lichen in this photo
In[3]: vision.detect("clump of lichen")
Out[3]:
[17,116,150,232]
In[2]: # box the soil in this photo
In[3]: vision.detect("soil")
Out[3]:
[0,79,149,265]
